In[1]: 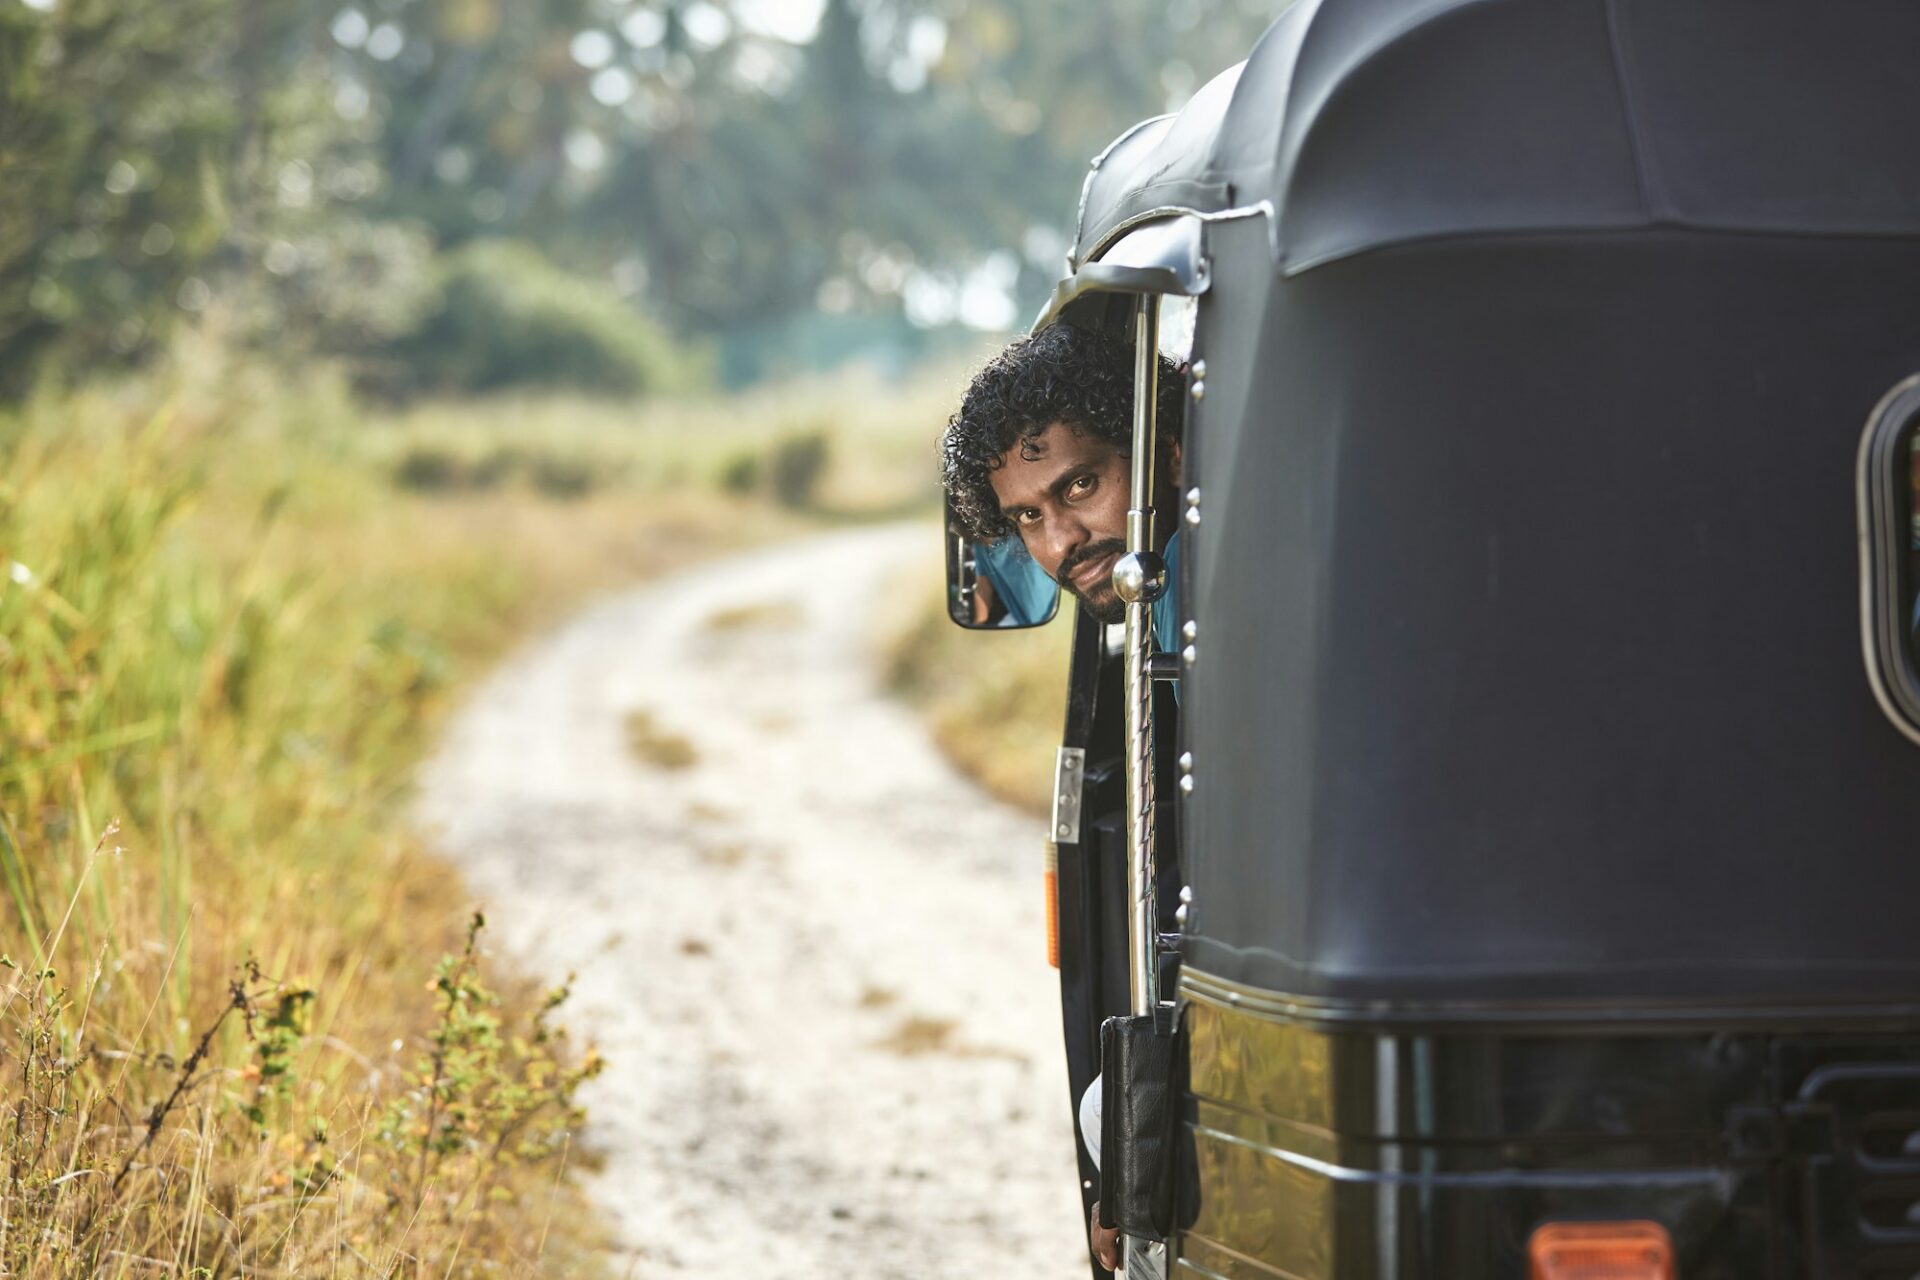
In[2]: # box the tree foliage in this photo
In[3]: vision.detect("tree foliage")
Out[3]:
[393,237,699,396]
[0,0,1282,392]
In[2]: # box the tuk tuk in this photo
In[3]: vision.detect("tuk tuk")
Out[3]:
[945,2,1920,1276]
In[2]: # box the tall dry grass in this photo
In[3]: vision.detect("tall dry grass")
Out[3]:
[0,341,957,1275]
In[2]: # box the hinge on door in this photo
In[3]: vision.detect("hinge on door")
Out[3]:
[1051,747,1086,843]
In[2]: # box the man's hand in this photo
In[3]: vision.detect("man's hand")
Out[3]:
[1090,1201,1122,1272]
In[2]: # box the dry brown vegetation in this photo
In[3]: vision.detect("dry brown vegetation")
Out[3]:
[621,709,700,771]
[879,567,1075,816]
[0,341,957,1275]
[702,601,804,633]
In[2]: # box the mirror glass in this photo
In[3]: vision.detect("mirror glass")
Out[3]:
[946,496,1060,629]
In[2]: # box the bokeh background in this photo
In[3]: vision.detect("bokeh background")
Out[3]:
[0,2,1279,1274]
[3,0,1275,392]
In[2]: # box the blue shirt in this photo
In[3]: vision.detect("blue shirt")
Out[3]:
[975,535,1062,627]
[975,529,1183,647]
[1153,530,1182,657]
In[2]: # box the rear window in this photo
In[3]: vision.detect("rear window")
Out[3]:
[1859,375,1920,744]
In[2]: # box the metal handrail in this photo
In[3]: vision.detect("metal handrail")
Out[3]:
[1123,295,1162,1018]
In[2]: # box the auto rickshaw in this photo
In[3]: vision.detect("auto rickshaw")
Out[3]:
[944,2,1920,1276]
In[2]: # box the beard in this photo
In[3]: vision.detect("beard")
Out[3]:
[1056,537,1128,625]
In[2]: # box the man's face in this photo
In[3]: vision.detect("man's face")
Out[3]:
[988,421,1134,624]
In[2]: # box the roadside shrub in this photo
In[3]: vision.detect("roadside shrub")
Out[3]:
[527,454,598,499]
[394,443,468,492]
[376,914,603,1232]
[0,913,598,1276]
[394,240,704,399]
[391,440,612,498]
[717,450,761,495]
[768,428,832,509]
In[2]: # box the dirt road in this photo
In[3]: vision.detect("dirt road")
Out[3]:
[416,523,1088,1277]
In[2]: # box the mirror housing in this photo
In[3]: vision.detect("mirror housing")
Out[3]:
[945,494,1061,629]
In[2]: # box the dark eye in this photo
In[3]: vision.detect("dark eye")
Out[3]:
[1068,474,1096,498]
[1015,508,1041,527]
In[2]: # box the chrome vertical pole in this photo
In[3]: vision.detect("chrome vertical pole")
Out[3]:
[1122,295,1161,1019]
[1117,296,1169,1280]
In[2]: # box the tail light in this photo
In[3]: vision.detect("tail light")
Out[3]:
[1528,1221,1674,1280]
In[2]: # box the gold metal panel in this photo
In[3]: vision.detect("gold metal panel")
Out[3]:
[1180,980,1346,1279]
[1182,1118,1334,1280]
[1185,987,1335,1129]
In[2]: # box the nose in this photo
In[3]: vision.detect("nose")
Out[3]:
[1038,511,1090,579]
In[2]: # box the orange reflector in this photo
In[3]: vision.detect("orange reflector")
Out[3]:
[1043,870,1060,968]
[1528,1221,1674,1280]
[1043,841,1060,968]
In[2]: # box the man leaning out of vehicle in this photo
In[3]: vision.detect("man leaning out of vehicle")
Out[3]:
[941,322,1185,646]
[940,321,1186,1272]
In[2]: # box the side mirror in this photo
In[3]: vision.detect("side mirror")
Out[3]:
[945,495,1060,629]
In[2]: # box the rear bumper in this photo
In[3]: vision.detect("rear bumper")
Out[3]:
[1173,971,1920,1279]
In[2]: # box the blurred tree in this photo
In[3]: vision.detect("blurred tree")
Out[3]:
[0,0,244,389]
[0,0,374,389]
[0,0,1282,394]
[338,0,597,240]
[386,236,702,397]
[567,0,1280,337]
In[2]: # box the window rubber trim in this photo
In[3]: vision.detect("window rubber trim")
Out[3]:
[1856,373,1920,747]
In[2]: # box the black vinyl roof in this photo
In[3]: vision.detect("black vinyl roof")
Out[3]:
[1073,0,1920,274]
[1146,0,1920,1005]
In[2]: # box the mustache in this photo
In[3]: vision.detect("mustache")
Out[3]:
[1056,538,1127,588]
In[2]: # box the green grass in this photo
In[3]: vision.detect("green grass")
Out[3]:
[0,338,959,1276]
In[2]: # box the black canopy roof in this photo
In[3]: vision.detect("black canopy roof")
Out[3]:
[1073,0,1920,274]
[1122,0,1920,1008]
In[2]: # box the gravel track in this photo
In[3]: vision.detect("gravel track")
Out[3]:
[416,523,1087,1277]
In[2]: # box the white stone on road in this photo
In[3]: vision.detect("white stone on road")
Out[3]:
[417,523,1087,1278]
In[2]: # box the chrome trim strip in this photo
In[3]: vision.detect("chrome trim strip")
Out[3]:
[1034,234,1204,332]
[1189,1121,1725,1190]
[1083,201,1277,269]
[1856,373,1920,748]
[1172,1258,1237,1280]
[1034,211,1240,333]
[1181,966,1920,1029]
[1178,1235,1311,1280]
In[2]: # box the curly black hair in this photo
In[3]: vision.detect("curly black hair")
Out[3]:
[942,324,1185,542]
